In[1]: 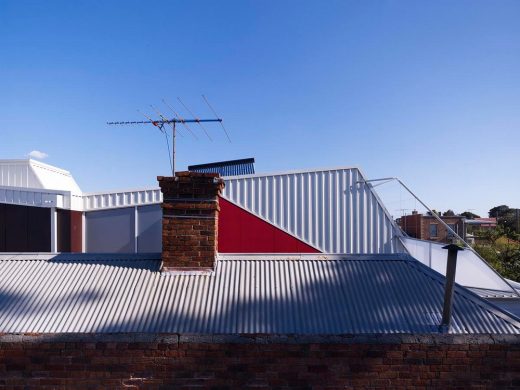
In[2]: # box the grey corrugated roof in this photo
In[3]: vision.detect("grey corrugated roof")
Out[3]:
[0,253,519,334]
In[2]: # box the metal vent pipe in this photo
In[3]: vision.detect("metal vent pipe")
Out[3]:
[440,244,464,332]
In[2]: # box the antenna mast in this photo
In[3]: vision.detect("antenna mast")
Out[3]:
[107,98,226,176]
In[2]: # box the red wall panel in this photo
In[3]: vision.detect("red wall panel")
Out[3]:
[70,210,83,253]
[57,209,83,253]
[218,197,319,253]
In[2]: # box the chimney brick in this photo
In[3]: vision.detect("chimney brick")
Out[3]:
[158,172,225,273]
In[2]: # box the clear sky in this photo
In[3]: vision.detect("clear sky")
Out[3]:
[1,1,519,217]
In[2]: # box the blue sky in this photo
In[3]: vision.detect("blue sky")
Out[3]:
[1,1,519,217]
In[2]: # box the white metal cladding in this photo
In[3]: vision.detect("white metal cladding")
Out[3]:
[82,188,162,211]
[0,187,162,212]
[222,168,403,254]
[0,160,41,188]
[0,186,65,208]
[0,159,81,193]
[0,253,519,334]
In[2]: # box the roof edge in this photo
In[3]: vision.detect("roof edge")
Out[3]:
[1,333,519,344]
[222,166,360,180]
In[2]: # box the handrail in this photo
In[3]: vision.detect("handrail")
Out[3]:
[357,177,469,247]
[357,177,520,298]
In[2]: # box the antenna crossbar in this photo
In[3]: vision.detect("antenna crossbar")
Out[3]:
[107,119,222,125]
[108,98,229,177]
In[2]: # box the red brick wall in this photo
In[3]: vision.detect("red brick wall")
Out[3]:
[1,334,519,389]
[400,214,465,243]
[400,214,422,239]
[158,172,225,271]
[420,216,465,243]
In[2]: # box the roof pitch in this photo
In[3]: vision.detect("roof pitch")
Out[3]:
[0,253,518,334]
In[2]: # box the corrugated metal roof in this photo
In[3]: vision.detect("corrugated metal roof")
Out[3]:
[189,158,255,176]
[0,253,518,334]
[222,168,403,254]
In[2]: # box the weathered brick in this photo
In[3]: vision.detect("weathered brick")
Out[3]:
[158,172,224,271]
[1,339,519,388]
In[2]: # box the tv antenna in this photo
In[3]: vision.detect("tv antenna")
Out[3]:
[107,96,230,176]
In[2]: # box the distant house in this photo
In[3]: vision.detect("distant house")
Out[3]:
[466,217,498,232]
[399,211,466,243]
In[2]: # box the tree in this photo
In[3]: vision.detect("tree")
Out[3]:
[442,209,456,217]
[460,211,480,219]
[489,205,510,218]
[474,225,506,245]
[474,223,520,281]
[488,205,520,234]
[499,209,520,235]
[498,248,520,281]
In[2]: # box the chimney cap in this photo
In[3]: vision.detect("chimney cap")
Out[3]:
[157,171,221,182]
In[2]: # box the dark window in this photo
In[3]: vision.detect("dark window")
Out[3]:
[447,223,457,238]
[429,223,438,238]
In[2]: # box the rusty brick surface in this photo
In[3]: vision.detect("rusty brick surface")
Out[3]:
[0,334,519,389]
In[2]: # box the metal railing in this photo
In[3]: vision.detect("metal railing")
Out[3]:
[357,177,520,297]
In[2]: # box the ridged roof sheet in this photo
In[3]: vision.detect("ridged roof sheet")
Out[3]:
[0,253,518,334]
[189,158,255,176]
[221,168,403,254]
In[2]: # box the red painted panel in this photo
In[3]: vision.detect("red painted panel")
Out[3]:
[218,197,320,253]
[70,210,83,253]
[57,209,83,253]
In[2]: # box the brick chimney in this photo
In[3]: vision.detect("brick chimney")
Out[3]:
[157,172,225,273]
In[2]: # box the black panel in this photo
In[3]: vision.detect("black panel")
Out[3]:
[0,204,5,251]
[4,204,28,251]
[27,206,51,252]
[0,204,50,252]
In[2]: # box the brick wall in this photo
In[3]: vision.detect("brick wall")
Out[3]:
[421,216,465,243]
[400,214,422,239]
[400,214,465,244]
[1,334,519,389]
[158,172,225,271]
